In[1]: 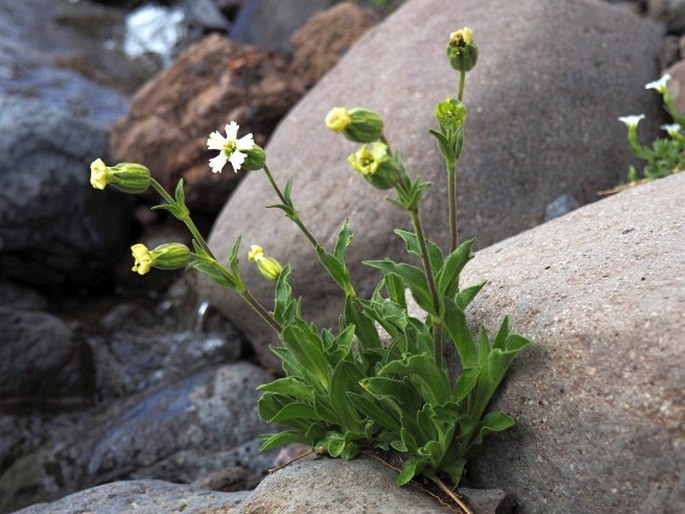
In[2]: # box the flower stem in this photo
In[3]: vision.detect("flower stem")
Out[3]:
[241,288,282,334]
[262,165,320,249]
[150,178,215,258]
[458,70,466,102]
[409,208,443,364]
[447,162,458,253]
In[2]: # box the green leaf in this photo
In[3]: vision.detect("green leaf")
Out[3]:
[329,360,363,429]
[480,410,515,433]
[269,402,321,424]
[394,229,444,271]
[259,430,308,451]
[453,367,480,404]
[283,176,294,202]
[492,316,509,351]
[442,298,476,368]
[478,326,490,368]
[455,281,486,310]
[281,320,330,389]
[273,265,296,326]
[257,376,314,403]
[396,457,423,486]
[378,354,451,405]
[436,238,474,298]
[364,259,435,316]
[347,392,401,432]
[344,297,381,352]
[385,274,407,309]
[442,458,467,486]
[334,219,353,262]
[316,245,354,296]
[174,178,186,208]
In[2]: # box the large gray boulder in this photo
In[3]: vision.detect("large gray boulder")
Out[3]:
[238,457,448,513]
[399,173,683,513]
[15,479,248,514]
[200,0,663,369]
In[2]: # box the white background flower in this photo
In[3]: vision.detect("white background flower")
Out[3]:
[207,121,255,173]
[645,74,671,93]
[618,114,645,128]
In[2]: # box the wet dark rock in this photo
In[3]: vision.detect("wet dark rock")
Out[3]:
[0,362,273,512]
[110,33,305,215]
[0,96,133,292]
[0,282,48,312]
[14,479,248,514]
[230,0,336,54]
[0,308,95,412]
[90,302,243,399]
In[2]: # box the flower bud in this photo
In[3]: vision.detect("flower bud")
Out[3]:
[131,242,190,275]
[435,98,467,130]
[447,27,478,72]
[347,142,400,190]
[248,245,283,281]
[90,159,150,194]
[326,107,384,143]
[241,144,267,171]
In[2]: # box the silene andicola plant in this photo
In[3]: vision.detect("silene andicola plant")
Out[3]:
[89,28,530,507]
[618,73,685,183]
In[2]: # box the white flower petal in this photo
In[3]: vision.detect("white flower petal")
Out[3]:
[207,131,226,150]
[228,150,247,172]
[209,153,228,173]
[618,114,645,127]
[645,74,671,92]
[225,121,240,140]
[236,133,255,151]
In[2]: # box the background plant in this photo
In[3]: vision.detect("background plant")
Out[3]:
[89,27,530,503]
[619,73,685,182]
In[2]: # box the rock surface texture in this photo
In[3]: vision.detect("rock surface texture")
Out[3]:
[238,457,449,514]
[14,479,248,514]
[110,34,305,215]
[0,96,132,291]
[399,174,683,513]
[0,363,273,512]
[200,0,664,369]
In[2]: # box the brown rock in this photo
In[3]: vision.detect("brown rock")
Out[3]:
[290,2,379,86]
[666,59,685,115]
[110,34,306,214]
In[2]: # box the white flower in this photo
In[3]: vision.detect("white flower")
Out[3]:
[206,121,255,173]
[660,123,681,137]
[618,114,645,128]
[645,74,671,94]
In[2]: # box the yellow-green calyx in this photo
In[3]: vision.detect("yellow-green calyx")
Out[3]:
[248,245,283,281]
[90,159,151,194]
[327,107,384,143]
[347,142,400,190]
[131,242,191,275]
[242,144,267,171]
[326,107,352,133]
[447,27,478,72]
[435,98,467,130]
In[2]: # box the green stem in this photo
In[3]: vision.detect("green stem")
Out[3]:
[458,70,466,102]
[150,178,215,258]
[262,164,320,249]
[241,288,282,334]
[447,162,458,253]
[409,209,443,364]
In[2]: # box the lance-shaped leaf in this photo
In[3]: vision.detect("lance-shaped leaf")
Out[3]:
[436,238,475,298]
[442,297,477,368]
[378,353,451,405]
[394,229,444,271]
[364,259,435,316]
[281,320,330,389]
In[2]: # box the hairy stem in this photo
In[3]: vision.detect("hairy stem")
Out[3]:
[150,178,214,258]
[409,209,443,364]
[262,165,320,249]
[241,288,282,333]
[447,162,458,252]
